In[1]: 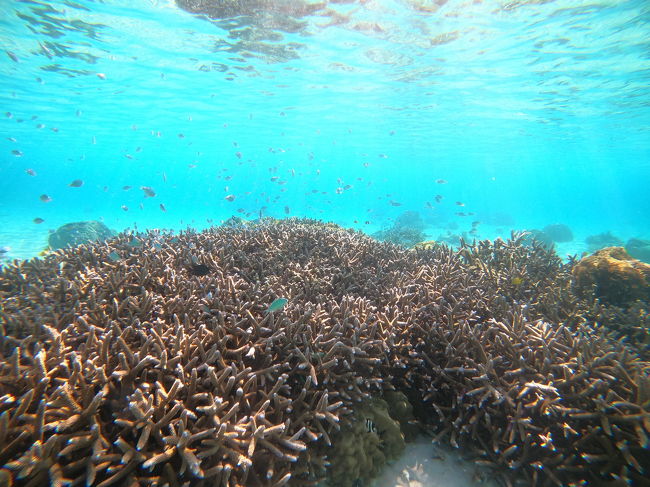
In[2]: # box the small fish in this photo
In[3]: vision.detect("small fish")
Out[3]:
[36,123,45,129]
[456,201,464,206]
[128,237,142,247]
[389,201,402,206]
[178,133,185,138]
[7,137,16,142]
[96,73,106,79]
[33,218,44,224]
[435,195,443,203]
[108,251,121,262]
[6,51,18,62]
[284,206,290,214]
[11,150,23,157]
[511,277,523,286]
[224,194,236,202]
[121,205,129,211]
[378,154,388,158]
[366,418,377,434]
[39,194,52,203]
[235,151,242,159]
[125,154,133,159]
[122,185,132,190]
[266,298,288,313]
[25,169,36,176]
[68,179,83,187]
[160,203,166,212]
[140,186,156,197]
[436,179,447,184]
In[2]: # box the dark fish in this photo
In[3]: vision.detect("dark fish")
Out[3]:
[235,152,242,159]
[224,194,236,202]
[68,179,83,187]
[140,186,156,197]
[36,123,45,129]
[188,263,211,276]
[39,194,52,202]
[121,205,129,211]
[435,195,443,203]
[178,133,185,138]
[6,51,18,62]
[436,179,447,184]
[11,150,22,157]
[33,218,44,224]
[160,203,166,212]
[25,169,36,176]
[122,185,132,190]
[389,201,402,206]
[455,201,464,206]
[378,154,388,158]
[284,206,290,214]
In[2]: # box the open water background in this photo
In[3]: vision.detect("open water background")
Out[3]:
[1,0,649,259]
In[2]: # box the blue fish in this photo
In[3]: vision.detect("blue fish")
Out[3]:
[266,298,288,313]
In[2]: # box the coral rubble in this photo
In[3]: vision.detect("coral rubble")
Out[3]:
[0,220,648,487]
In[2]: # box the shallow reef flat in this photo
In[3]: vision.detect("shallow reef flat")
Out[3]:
[0,218,648,487]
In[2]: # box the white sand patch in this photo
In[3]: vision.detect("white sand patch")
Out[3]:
[371,436,500,487]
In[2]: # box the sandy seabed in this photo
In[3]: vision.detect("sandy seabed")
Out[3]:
[371,437,499,487]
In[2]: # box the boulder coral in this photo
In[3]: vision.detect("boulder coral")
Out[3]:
[573,246,650,306]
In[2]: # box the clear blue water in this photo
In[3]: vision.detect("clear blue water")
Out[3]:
[1,0,649,259]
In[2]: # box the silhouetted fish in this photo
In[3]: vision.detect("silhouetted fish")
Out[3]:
[69,179,83,187]
[140,186,156,197]
[33,218,44,224]
[40,194,52,203]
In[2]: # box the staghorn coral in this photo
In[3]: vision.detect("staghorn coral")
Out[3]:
[0,219,648,487]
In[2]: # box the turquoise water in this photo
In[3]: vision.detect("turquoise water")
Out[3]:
[1,0,649,259]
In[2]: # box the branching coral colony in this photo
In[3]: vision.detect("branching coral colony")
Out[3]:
[0,219,648,487]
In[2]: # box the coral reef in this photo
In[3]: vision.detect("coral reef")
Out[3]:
[586,231,623,252]
[626,238,650,264]
[542,223,573,243]
[47,220,114,250]
[0,220,649,487]
[372,211,427,247]
[522,229,554,249]
[573,246,650,306]
[325,397,405,487]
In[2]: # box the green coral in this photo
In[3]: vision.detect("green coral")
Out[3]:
[326,397,406,487]
[383,390,419,441]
